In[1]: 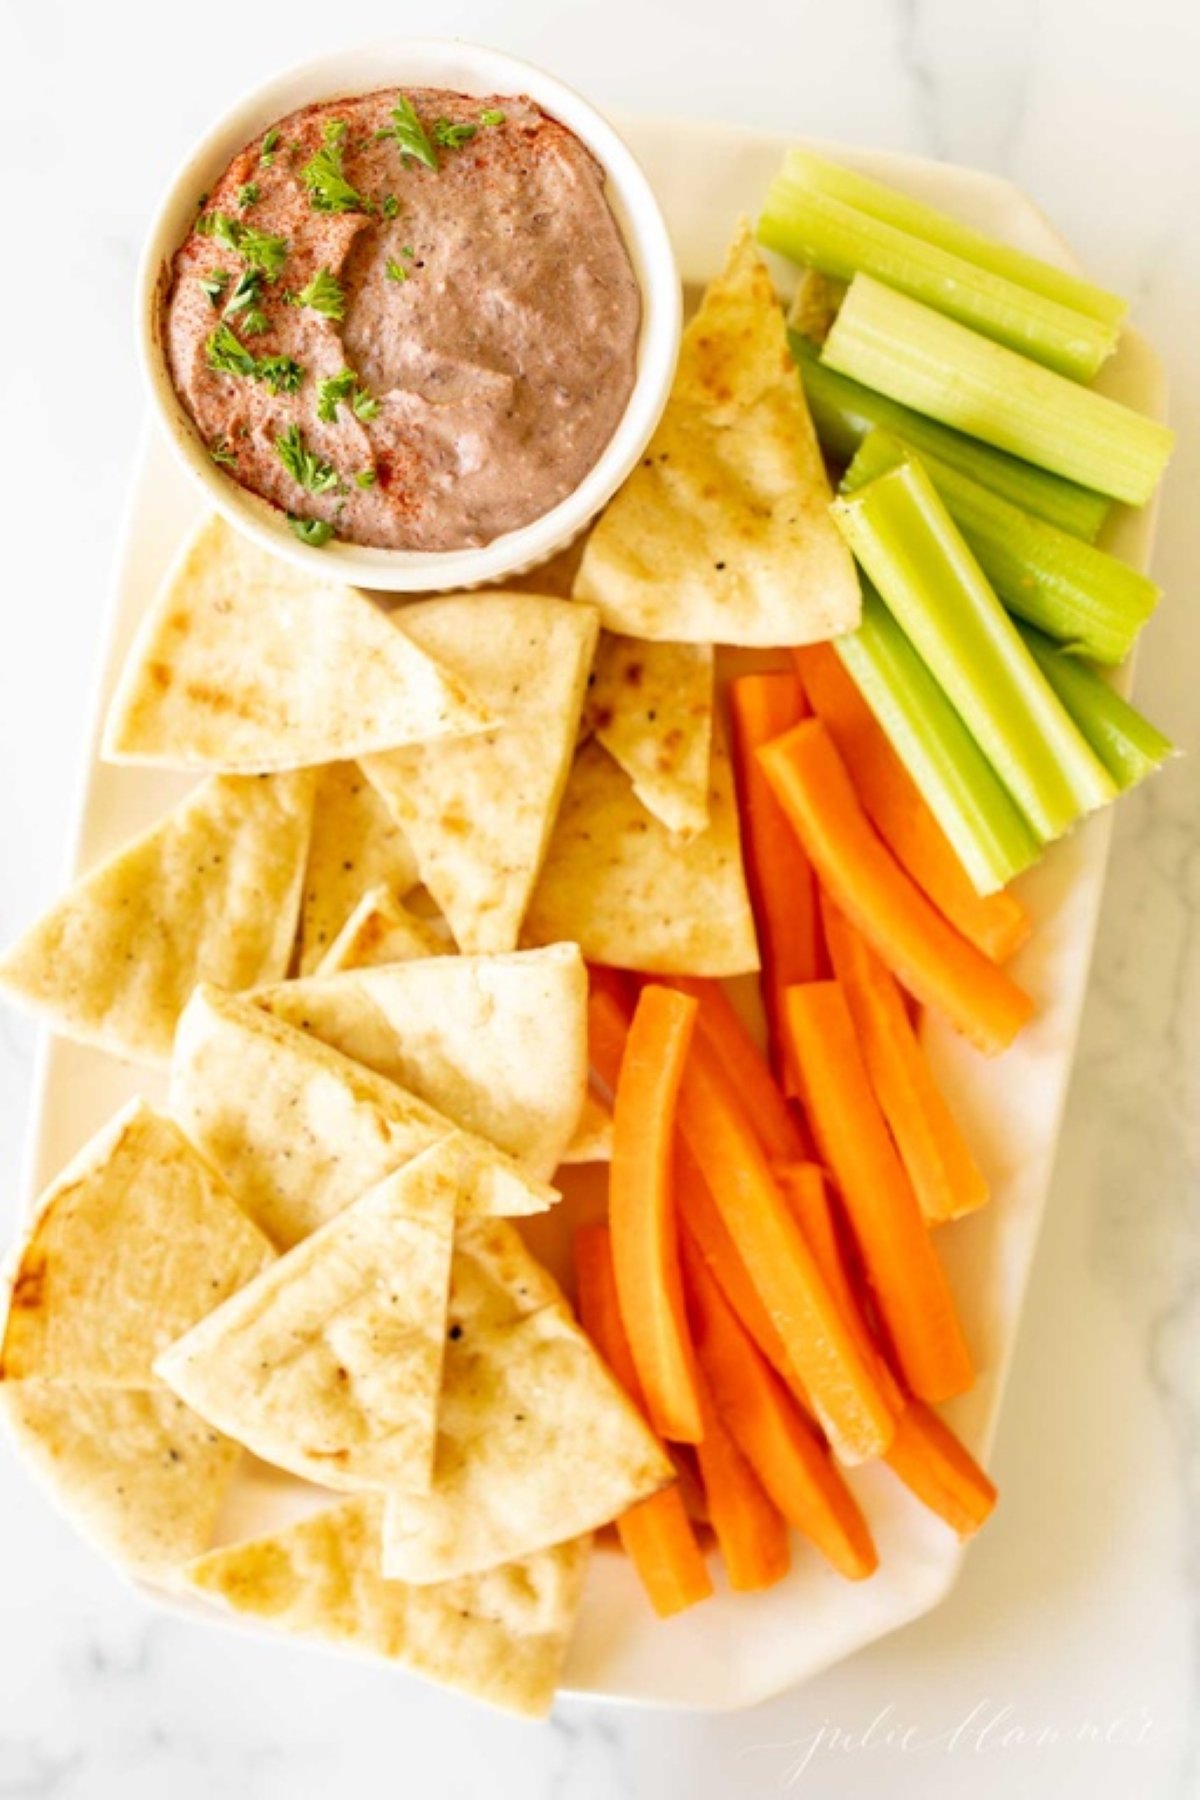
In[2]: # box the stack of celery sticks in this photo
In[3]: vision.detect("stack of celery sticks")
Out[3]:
[758,150,1175,896]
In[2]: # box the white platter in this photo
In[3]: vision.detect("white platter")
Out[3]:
[16,110,1163,1713]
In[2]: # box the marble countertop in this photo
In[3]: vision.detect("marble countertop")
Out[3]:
[1,1,1197,1794]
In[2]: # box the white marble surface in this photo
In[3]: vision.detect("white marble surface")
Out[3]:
[1,1,1197,1794]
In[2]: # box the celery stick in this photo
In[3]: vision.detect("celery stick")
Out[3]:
[785,267,846,346]
[843,431,1159,664]
[1018,624,1175,790]
[790,335,1112,541]
[832,458,1117,839]
[822,276,1174,507]
[760,183,1115,380]
[766,150,1127,328]
[836,584,1043,893]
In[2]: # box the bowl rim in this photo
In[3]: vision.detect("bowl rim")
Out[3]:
[134,36,682,592]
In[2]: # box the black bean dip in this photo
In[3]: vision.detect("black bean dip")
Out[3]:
[162,89,642,551]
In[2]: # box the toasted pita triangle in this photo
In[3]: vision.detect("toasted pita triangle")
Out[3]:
[103,515,493,772]
[380,1217,672,1583]
[298,764,420,973]
[523,737,759,977]
[583,635,714,838]
[560,1090,613,1165]
[0,773,313,1064]
[157,1140,466,1494]
[186,1496,590,1717]
[315,886,447,976]
[361,593,599,953]
[1,1384,239,1581]
[254,944,587,1181]
[574,222,860,645]
[0,1100,273,1387]
[169,987,557,1250]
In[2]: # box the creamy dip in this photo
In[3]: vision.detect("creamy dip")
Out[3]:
[162,89,641,551]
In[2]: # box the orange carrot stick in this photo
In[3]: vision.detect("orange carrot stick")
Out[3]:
[821,893,989,1224]
[588,963,639,1017]
[794,643,1031,963]
[761,721,1034,1054]
[884,1400,998,1538]
[675,1034,894,1461]
[693,1367,791,1592]
[666,976,811,1163]
[611,985,704,1443]
[573,1225,713,1616]
[729,672,822,1073]
[682,1236,878,1580]
[783,983,974,1404]
[588,987,634,1098]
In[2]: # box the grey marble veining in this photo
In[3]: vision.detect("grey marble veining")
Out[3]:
[1,1,1198,1794]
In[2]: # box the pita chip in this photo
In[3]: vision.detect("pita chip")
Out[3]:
[314,885,447,976]
[102,514,492,772]
[381,1217,673,1583]
[1,1384,239,1582]
[0,772,313,1064]
[583,635,714,839]
[0,1099,273,1386]
[169,987,557,1249]
[523,739,759,977]
[362,593,599,953]
[186,1496,589,1717]
[298,764,420,974]
[573,221,860,645]
[255,944,587,1181]
[560,1090,613,1165]
[157,1140,464,1495]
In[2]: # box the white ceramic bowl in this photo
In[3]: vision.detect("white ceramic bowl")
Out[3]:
[135,39,681,592]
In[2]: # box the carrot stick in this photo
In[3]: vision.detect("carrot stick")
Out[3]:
[729,672,822,1076]
[761,722,1034,1054]
[783,983,974,1404]
[665,977,811,1162]
[588,987,634,1098]
[675,1034,894,1461]
[610,985,704,1443]
[794,643,1031,963]
[884,1400,998,1538]
[821,894,989,1224]
[682,1235,878,1580]
[588,962,639,1017]
[693,1367,791,1592]
[675,1137,813,1413]
[573,1225,713,1616]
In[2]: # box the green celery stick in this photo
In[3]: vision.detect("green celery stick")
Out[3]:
[832,457,1117,839]
[842,430,1159,664]
[790,335,1112,541]
[822,276,1174,507]
[765,150,1126,327]
[760,181,1115,380]
[835,583,1043,893]
[1017,625,1175,790]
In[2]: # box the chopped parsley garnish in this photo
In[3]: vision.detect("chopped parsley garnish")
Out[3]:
[257,355,304,394]
[288,514,335,546]
[433,118,477,150]
[380,193,400,218]
[385,259,408,283]
[237,181,260,209]
[197,269,229,305]
[376,94,437,171]
[316,367,379,424]
[209,436,238,469]
[479,108,506,127]
[223,268,263,317]
[301,119,370,214]
[275,423,341,493]
[355,468,377,488]
[293,266,346,320]
[204,321,259,379]
[259,127,281,166]
[197,212,289,279]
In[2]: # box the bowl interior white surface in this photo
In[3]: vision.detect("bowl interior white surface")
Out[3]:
[136,39,681,592]
[26,113,1163,1711]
